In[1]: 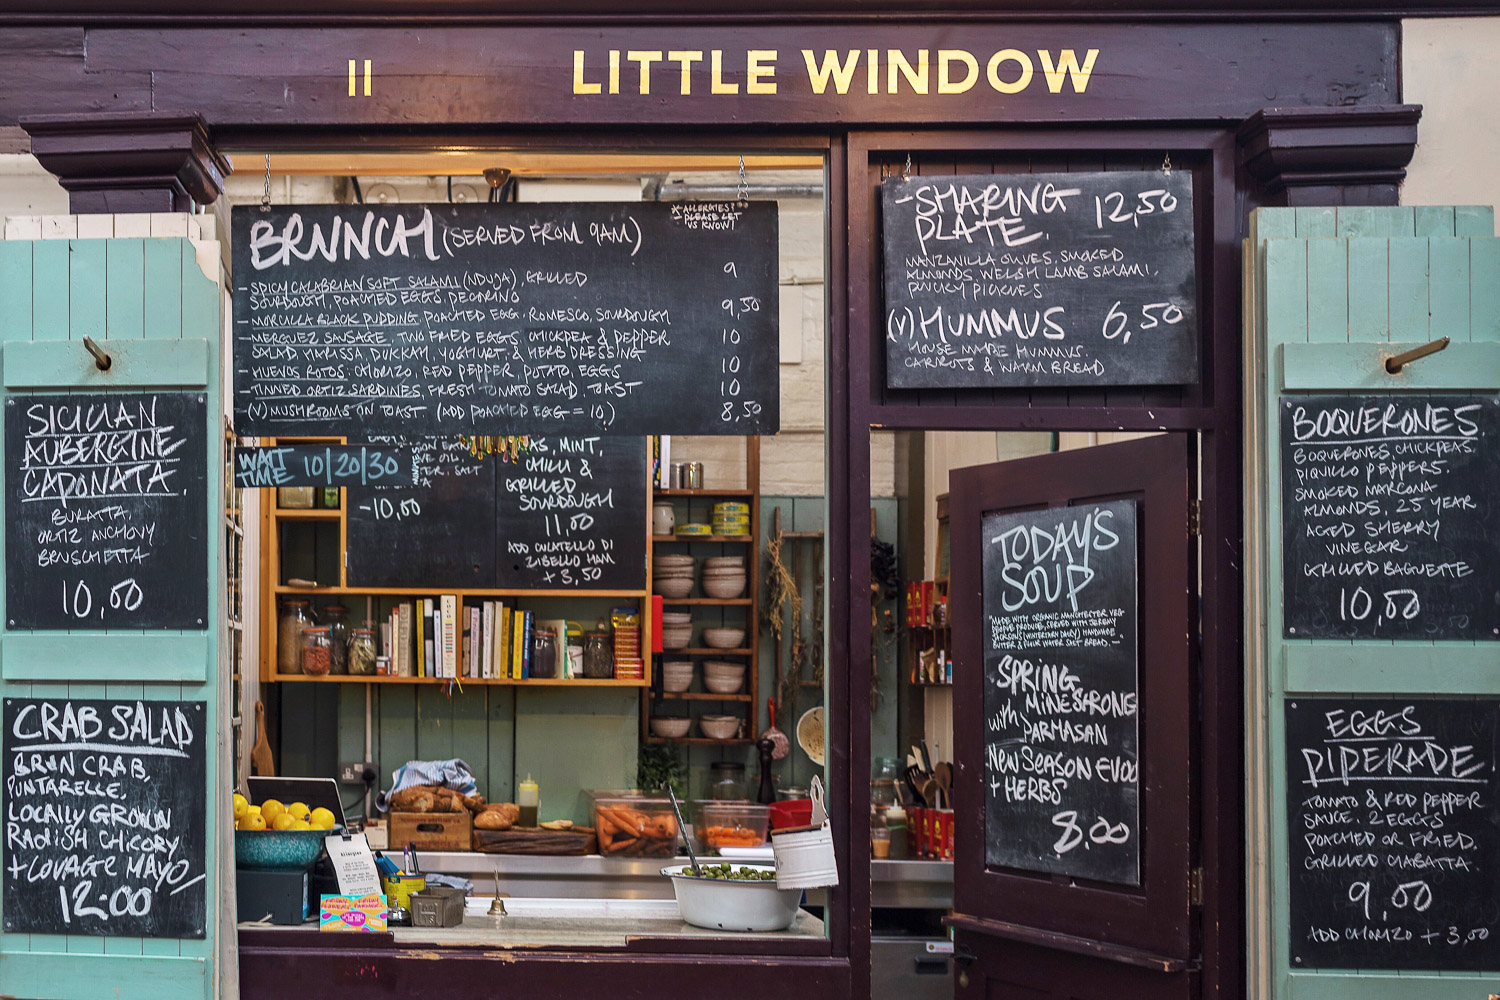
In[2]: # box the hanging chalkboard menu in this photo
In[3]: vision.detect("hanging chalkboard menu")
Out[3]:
[1280,394,1500,641]
[346,436,648,591]
[881,171,1197,388]
[234,443,415,488]
[981,499,1140,885]
[1286,697,1500,970]
[5,392,208,631]
[231,202,779,438]
[3,698,207,938]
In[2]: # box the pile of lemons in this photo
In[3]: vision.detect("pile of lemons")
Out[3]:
[233,793,337,832]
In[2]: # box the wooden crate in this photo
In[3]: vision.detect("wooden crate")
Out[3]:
[387,811,473,851]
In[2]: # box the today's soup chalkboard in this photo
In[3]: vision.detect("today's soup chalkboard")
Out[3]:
[882,171,1197,389]
[345,435,648,592]
[981,499,1140,886]
[4,392,208,631]
[231,201,779,438]
[1286,697,1500,970]
[1280,394,1500,641]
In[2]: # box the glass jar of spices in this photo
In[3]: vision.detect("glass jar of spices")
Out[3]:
[277,600,312,675]
[582,630,613,679]
[301,626,332,677]
[348,627,377,676]
[323,604,350,674]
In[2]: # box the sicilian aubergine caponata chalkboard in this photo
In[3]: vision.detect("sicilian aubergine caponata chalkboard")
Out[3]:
[231,202,779,437]
[981,499,1140,886]
[346,436,648,591]
[881,171,1197,388]
[1286,698,1500,970]
[5,392,208,631]
[234,443,415,488]
[3,698,207,938]
[1280,394,1500,641]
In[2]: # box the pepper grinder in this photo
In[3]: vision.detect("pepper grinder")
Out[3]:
[756,737,776,804]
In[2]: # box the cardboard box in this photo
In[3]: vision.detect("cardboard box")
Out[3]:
[387,810,473,851]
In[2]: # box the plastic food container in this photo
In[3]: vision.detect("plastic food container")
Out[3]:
[591,793,682,857]
[661,864,801,932]
[692,802,770,853]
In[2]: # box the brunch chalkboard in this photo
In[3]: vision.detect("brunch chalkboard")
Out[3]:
[2,698,207,938]
[231,202,778,438]
[881,171,1197,388]
[5,392,208,631]
[234,443,415,488]
[346,436,648,591]
[1286,697,1500,970]
[1280,395,1499,641]
[981,499,1140,885]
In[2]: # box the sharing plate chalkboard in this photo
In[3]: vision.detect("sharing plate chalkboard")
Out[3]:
[1280,394,1500,641]
[882,171,1197,388]
[346,435,648,592]
[5,392,208,631]
[1286,697,1500,970]
[981,499,1140,885]
[3,698,207,938]
[231,202,779,438]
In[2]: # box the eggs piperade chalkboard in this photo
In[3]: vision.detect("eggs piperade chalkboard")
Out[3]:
[882,171,1197,388]
[2,698,207,938]
[1280,395,1500,641]
[1286,698,1500,970]
[231,202,779,438]
[346,436,648,592]
[5,392,208,631]
[981,499,1140,886]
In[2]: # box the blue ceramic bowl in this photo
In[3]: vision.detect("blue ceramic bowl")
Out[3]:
[234,826,341,871]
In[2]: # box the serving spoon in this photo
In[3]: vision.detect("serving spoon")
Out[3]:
[667,786,702,877]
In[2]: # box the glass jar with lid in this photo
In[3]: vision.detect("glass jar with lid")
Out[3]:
[707,761,748,801]
[301,626,332,677]
[277,600,313,675]
[530,627,559,679]
[582,630,614,679]
[348,627,377,676]
[323,604,350,674]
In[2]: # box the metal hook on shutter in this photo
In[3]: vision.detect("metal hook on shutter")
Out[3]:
[1161,152,1172,177]
[1384,336,1450,374]
[738,155,748,202]
[82,336,112,372]
[903,152,912,181]
[260,154,272,212]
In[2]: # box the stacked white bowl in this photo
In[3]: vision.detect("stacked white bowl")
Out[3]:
[698,714,740,740]
[661,610,693,650]
[700,555,746,599]
[654,554,696,599]
[662,659,695,693]
[703,659,746,694]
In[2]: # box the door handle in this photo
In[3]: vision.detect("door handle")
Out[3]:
[953,944,977,965]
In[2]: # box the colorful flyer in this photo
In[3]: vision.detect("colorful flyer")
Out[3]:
[319,893,388,932]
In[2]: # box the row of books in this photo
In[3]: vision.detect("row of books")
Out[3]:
[377,598,544,679]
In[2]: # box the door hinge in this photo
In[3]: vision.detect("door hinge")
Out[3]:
[1189,867,1203,906]
[1186,499,1202,537]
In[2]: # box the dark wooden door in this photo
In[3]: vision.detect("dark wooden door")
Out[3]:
[947,434,1198,998]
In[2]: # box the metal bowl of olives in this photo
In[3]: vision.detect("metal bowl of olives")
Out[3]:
[660,863,800,932]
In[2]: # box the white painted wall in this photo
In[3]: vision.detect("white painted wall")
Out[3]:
[1402,17,1500,224]
[0,154,66,217]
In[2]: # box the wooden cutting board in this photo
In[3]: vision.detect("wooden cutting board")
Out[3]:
[472,827,597,855]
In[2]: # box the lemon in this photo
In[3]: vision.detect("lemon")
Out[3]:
[290,819,313,831]
[285,801,310,822]
[259,799,285,822]
[270,812,297,831]
[233,793,248,820]
[241,813,267,831]
[245,805,262,815]
[309,807,336,829]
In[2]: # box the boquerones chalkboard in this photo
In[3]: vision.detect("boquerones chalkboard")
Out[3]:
[346,436,648,591]
[1286,698,1500,970]
[882,171,1197,388]
[5,392,208,631]
[1280,394,1500,641]
[3,698,207,938]
[231,202,779,437]
[981,499,1140,886]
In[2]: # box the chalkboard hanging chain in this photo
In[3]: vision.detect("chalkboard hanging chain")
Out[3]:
[261,154,272,211]
[903,152,912,181]
[1161,152,1172,177]
[738,155,748,203]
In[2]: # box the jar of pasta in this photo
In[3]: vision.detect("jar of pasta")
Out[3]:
[277,600,312,675]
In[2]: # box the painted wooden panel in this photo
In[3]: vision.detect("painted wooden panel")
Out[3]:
[1248,212,1500,999]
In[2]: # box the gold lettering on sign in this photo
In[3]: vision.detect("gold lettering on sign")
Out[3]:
[569,47,1099,97]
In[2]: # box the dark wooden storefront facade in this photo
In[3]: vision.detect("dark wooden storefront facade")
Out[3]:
[0,2,1455,997]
